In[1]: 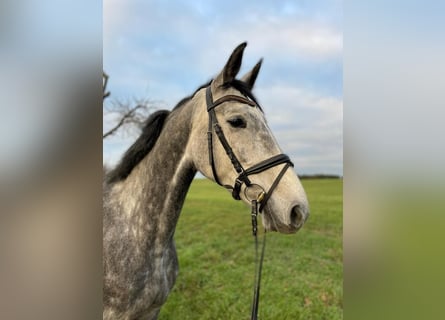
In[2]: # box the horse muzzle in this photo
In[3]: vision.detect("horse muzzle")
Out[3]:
[264,203,309,234]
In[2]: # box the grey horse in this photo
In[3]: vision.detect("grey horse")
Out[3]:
[103,43,309,320]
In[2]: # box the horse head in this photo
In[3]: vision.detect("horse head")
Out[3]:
[189,43,309,234]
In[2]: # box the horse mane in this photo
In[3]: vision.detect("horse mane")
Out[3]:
[106,78,259,184]
[106,110,171,184]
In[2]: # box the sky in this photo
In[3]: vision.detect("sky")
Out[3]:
[103,0,343,175]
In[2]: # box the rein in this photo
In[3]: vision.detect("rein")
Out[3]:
[205,85,293,319]
[250,199,266,320]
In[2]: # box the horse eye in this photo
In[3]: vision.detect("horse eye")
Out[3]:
[227,117,246,128]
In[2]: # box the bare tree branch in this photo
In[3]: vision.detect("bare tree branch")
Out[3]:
[103,98,159,139]
[102,71,160,139]
[103,104,144,139]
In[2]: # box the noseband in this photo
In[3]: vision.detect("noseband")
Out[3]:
[205,85,294,319]
[206,85,293,213]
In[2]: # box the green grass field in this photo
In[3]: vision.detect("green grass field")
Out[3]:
[159,178,343,319]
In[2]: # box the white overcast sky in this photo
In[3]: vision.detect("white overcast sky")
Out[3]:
[103,0,343,175]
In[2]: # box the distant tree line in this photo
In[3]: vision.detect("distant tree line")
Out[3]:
[298,174,342,179]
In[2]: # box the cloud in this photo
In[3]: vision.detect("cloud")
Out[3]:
[104,1,342,67]
[103,0,343,174]
[256,84,342,174]
[215,21,342,62]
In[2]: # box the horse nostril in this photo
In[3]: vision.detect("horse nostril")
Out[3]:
[290,205,304,227]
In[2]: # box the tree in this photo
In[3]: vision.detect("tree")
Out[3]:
[103,72,158,139]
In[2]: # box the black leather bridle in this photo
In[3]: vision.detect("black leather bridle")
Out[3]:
[206,85,294,212]
[205,84,294,319]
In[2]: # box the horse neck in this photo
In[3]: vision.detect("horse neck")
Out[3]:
[110,101,197,246]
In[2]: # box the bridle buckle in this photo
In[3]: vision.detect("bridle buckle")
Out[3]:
[257,191,265,203]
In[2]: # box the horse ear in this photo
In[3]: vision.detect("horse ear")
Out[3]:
[241,58,262,90]
[213,42,247,88]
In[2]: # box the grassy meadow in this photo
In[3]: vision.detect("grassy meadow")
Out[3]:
[159,178,343,319]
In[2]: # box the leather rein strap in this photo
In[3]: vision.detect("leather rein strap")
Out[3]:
[205,85,294,319]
